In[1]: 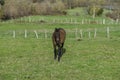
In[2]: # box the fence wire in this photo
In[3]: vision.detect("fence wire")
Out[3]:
[0,27,120,39]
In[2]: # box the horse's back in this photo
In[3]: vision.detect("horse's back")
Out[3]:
[59,28,66,43]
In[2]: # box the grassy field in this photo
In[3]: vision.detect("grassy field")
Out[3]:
[0,8,120,80]
[0,38,120,80]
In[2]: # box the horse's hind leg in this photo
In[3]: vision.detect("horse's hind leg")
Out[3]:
[61,43,64,48]
[54,47,57,60]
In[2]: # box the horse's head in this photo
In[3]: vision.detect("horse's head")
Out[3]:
[55,28,60,45]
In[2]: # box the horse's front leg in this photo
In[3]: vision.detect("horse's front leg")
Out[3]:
[58,47,62,62]
[54,47,57,60]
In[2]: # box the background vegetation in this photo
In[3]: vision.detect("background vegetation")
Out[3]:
[0,0,120,20]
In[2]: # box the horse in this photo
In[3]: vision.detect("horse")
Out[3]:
[52,28,66,62]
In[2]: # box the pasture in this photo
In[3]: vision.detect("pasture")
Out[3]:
[0,8,120,80]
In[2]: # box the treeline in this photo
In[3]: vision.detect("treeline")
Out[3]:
[0,0,120,20]
[0,0,107,20]
[0,0,67,20]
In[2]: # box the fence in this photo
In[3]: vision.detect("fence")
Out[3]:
[0,27,120,40]
[0,17,120,25]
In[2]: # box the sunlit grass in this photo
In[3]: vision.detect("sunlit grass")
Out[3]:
[0,38,120,80]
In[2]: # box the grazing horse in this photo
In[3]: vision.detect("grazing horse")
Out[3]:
[52,28,66,62]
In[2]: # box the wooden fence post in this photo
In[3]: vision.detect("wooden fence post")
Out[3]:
[107,27,110,38]
[94,28,97,38]
[82,19,84,24]
[116,19,119,24]
[103,19,105,24]
[45,30,47,39]
[25,29,27,38]
[88,31,91,39]
[13,30,15,38]
[80,29,83,39]
[34,30,38,39]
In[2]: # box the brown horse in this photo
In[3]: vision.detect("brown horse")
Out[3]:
[52,28,66,62]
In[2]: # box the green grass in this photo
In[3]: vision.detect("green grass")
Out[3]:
[0,7,120,80]
[0,38,120,80]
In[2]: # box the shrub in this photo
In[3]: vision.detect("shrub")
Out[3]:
[31,1,67,15]
[3,0,31,19]
[0,0,5,6]
[106,12,120,20]
[87,6,103,16]
[1,0,67,20]
[51,1,66,15]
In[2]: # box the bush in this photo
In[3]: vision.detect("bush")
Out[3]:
[3,0,30,19]
[106,12,120,20]
[51,1,66,15]
[30,1,67,15]
[87,6,103,16]
[0,0,5,5]
[1,0,67,20]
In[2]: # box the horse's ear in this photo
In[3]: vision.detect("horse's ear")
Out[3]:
[55,28,59,32]
[55,28,57,31]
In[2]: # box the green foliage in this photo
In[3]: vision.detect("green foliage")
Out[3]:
[0,0,5,5]
[87,5,104,16]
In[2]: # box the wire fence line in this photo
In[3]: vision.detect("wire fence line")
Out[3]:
[0,18,120,25]
[0,27,120,39]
